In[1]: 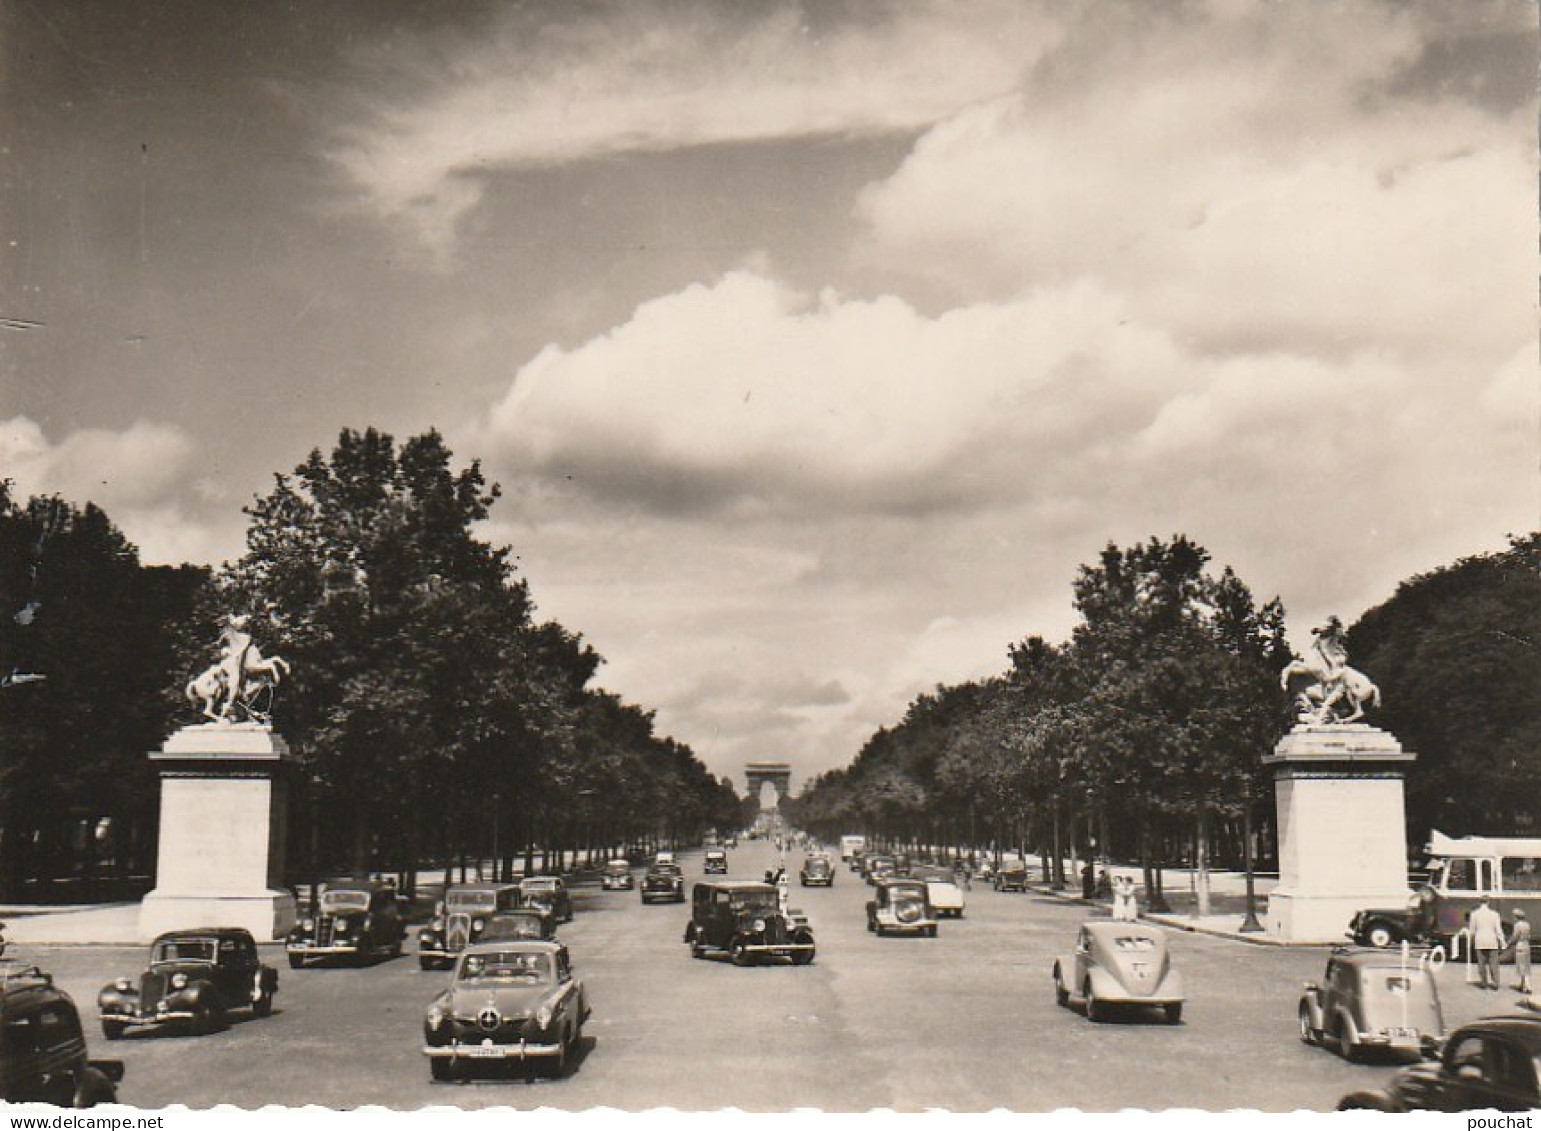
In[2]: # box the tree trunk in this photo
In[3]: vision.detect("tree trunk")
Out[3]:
[1195,808,1212,918]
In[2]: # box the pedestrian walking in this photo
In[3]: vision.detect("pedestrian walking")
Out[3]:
[1470,894,1507,989]
[1510,909,1532,994]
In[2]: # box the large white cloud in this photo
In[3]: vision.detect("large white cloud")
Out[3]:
[329,0,1055,250]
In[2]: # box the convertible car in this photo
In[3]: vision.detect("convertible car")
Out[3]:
[422,940,589,1081]
[1052,920,1183,1024]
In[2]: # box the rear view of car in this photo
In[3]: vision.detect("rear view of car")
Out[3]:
[1299,948,1444,1062]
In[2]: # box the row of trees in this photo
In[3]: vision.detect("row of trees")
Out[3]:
[785,533,1541,915]
[0,429,743,901]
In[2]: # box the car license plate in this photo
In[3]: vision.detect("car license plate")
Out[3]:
[1387,1027,1417,1038]
[470,1042,503,1058]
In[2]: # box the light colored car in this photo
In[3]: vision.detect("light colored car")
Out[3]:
[1300,947,1444,1062]
[914,866,965,918]
[865,878,938,938]
[1052,920,1183,1024]
[422,940,589,1081]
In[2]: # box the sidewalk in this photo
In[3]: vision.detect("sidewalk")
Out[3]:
[1,902,147,946]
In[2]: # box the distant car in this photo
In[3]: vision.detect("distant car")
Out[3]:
[419,883,523,970]
[800,855,835,887]
[993,863,1030,892]
[863,855,896,886]
[479,909,557,943]
[866,878,938,938]
[654,851,677,867]
[286,879,406,968]
[703,849,729,875]
[641,863,686,904]
[913,866,965,918]
[600,859,634,890]
[1299,948,1445,1062]
[1338,1015,1541,1112]
[422,940,589,1081]
[1,960,123,1106]
[519,877,573,924]
[684,881,815,965]
[1052,920,1183,1024]
[98,928,278,1038]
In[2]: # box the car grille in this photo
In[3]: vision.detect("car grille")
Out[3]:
[763,917,788,945]
[140,970,167,1004]
[446,913,471,953]
[316,917,335,947]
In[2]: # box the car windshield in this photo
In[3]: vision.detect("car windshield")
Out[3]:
[731,891,779,913]
[458,951,553,984]
[1110,936,1159,952]
[446,891,498,912]
[152,938,217,964]
[522,879,557,891]
[484,916,542,939]
[320,890,370,912]
[649,866,681,877]
[606,862,629,873]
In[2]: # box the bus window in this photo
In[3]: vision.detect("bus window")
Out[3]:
[1502,857,1541,892]
[1444,859,1478,892]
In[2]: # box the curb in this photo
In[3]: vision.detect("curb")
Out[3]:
[1021,882,1334,948]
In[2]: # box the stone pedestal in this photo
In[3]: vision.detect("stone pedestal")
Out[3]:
[139,724,298,941]
[1264,725,1415,943]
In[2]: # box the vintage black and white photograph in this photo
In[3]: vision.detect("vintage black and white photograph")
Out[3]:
[1,0,1537,1119]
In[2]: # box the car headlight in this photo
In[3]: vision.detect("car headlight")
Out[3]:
[427,1004,445,1030]
[302,918,314,931]
[115,976,133,993]
[751,918,766,933]
[535,1004,554,1028]
[1407,893,1424,911]
[472,918,485,932]
[170,972,189,990]
[430,918,444,930]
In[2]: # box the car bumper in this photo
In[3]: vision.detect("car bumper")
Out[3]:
[100,1007,197,1027]
[424,1039,562,1060]
[876,921,936,934]
[287,943,364,956]
[741,942,816,956]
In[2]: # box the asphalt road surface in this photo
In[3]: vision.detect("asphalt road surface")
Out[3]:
[14,841,1526,1112]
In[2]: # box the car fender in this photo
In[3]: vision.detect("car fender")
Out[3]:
[1052,956,1077,993]
[258,965,279,994]
[1152,968,1183,1000]
[1085,966,1124,1000]
[1300,988,1325,1031]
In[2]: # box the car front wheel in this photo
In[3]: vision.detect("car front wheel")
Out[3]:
[288,953,303,969]
[1298,1003,1317,1045]
[101,1019,126,1041]
[253,991,274,1018]
[731,941,751,966]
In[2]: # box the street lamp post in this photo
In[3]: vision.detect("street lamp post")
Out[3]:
[1240,799,1264,933]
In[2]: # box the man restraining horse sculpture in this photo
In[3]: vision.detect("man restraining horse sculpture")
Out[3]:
[1280,615,1380,726]
[186,615,290,725]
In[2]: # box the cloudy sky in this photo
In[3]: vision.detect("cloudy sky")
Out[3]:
[4,1,1536,790]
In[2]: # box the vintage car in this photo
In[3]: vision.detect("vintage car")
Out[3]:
[1052,920,1183,1024]
[1299,947,1445,1062]
[703,848,729,875]
[418,882,522,970]
[1338,1015,1541,1112]
[479,909,557,943]
[600,859,634,890]
[800,855,835,887]
[1,960,123,1107]
[286,878,406,968]
[684,881,815,965]
[641,863,686,904]
[654,851,677,867]
[422,939,589,1081]
[518,877,573,924]
[915,866,965,917]
[98,928,278,1038]
[866,878,939,938]
[993,862,1031,892]
[863,855,897,885]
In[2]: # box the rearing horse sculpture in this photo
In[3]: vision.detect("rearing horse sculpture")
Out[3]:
[1280,616,1380,725]
[185,616,290,724]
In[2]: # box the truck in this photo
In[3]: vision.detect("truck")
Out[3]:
[839,835,866,862]
[1348,830,1541,955]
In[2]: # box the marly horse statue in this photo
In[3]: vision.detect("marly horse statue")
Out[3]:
[185,616,290,725]
[1280,654,1380,726]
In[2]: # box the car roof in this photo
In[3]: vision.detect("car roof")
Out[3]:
[1448,1015,1541,1051]
[446,882,520,893]
[461,938,562,956]
[1331,947,1431,968]
[1083,919,1163,941]
[520,876,560,884]
[695,880,774,892]
[152,927,253,942]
